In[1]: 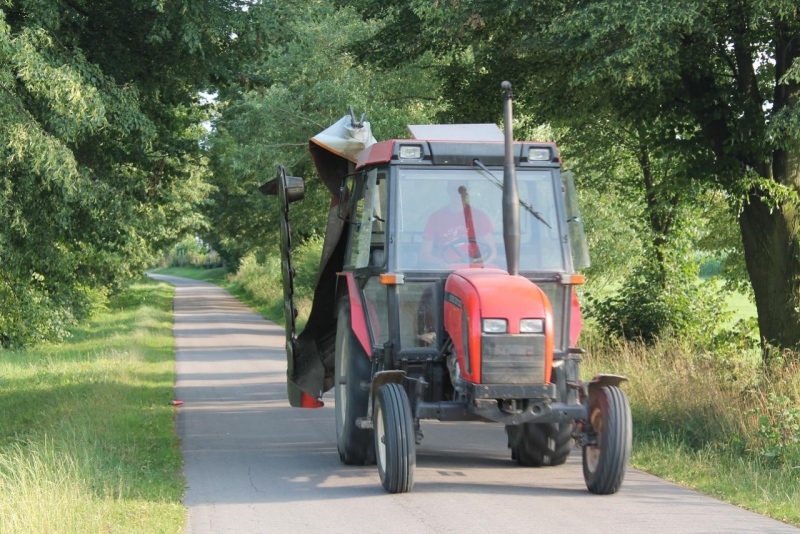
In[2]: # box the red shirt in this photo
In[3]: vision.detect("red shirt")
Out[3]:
[423,206,493,262]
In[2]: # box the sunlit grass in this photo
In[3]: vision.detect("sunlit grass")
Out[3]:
[0,278,184,534]
[724,288,757,322]
[150,265,228,284]
[633,436,800,525]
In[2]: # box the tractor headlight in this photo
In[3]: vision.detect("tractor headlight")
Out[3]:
[482,318,508,334]
[399,145,423,159]
[528,147,550,161]
[520,318,544,334]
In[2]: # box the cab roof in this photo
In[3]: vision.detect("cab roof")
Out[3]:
[355,139,561,169]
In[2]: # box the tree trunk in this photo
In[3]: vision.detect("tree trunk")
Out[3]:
[638,143,677,276]
[738,194,800,360]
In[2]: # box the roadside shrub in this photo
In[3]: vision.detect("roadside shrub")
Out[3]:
[164,236,224,269]
[231,253,282,303]
[752,393,800,466]
[228,236,323,329]
[585,247,728,346]
[0,281,108,348]
[292,236,324,300]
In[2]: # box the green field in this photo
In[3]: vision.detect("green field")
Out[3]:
[0,278,185,534]
[724,288,757,322]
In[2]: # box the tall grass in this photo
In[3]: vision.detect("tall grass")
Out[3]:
[583,334,800,524]
[0,279,184,534]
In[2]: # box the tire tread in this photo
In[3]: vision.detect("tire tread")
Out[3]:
[335,299,375,466]
[508,422,573,467]
[375,383,415,493]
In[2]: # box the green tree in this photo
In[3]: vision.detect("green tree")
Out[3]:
[343,0,800,356]
[204,1,443,264]
[343,0,714,279]
[0,0,246,345]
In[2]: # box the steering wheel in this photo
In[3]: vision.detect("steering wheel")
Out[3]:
[440,238,491,264]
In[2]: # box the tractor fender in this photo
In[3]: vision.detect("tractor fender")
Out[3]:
[587,374,629,396]
[360,370,407,426]
[370,370,407,405]
[337,272,373,357]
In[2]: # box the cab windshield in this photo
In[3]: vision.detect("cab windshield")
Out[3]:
[395,168,565,272]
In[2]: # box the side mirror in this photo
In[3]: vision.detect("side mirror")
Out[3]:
[337,171,362,223]
[562,170,591,270]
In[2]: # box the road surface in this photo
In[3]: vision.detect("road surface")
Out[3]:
[149,274,799,534]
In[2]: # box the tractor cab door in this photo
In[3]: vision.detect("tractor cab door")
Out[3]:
[342,167,391,351]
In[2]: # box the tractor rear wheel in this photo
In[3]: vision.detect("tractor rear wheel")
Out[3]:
[507,421,573,466]
[374,383,416,493]
[335,299,375,465]
[582,385,632,495]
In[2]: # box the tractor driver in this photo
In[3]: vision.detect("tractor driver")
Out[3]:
[419,180,498,268]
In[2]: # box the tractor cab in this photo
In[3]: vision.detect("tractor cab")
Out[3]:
[341,134,583,365]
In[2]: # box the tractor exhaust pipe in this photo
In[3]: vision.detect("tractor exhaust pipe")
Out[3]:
[501,81,520,276]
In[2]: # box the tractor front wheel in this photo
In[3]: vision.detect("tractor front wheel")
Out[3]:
[582,385,632,494]
[374,383,416,493]
[335,298,375,465]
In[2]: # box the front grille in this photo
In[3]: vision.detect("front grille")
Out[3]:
[480,334,546,384]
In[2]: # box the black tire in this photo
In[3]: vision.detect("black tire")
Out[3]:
[374,383,416,493]
[507,422,573,466]
[506,364,573,466]
[582,385,632,495]
[335,299,375,465]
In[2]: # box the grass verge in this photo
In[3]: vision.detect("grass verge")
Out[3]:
[0,278,184,534]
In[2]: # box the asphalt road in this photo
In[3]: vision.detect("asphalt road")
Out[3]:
[149,274,799,534]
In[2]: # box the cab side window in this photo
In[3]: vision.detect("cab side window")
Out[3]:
[346,169,387,269]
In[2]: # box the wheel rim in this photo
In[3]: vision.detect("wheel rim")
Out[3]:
[376,402,386,473]
[585,407,603,472]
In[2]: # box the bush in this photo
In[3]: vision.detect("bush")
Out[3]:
[698,255,723,278]
[585,247,728,346]
[162,236,224,269]
[753,393,800,466]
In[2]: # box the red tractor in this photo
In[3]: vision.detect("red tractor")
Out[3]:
[264,83,632,494]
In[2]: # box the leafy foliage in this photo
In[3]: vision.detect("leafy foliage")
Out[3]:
[341,0,800,352]
[587,241,728,344]
[203,1,443,265]
[0,0,246,345]
[753,394,800,467]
